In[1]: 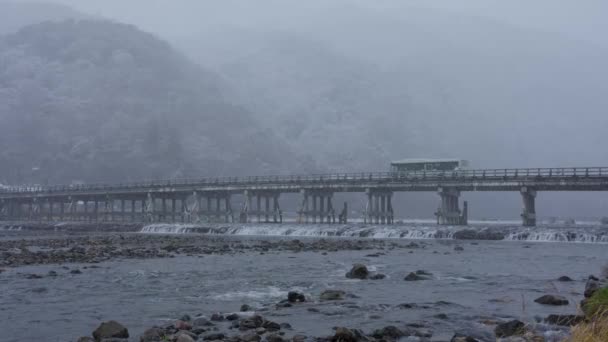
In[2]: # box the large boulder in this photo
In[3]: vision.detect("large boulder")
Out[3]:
[92,321,129,341]
[320,290,345,301]
[494,320,524,338]
[345,264,369,279]
[584,275,607,298]
[534,295,569,306]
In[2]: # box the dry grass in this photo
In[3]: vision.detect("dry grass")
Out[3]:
[566,311,608,342]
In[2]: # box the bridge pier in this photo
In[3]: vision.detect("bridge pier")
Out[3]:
[298,190,335,224]
[521,187,537,227]
[246,191,280,223]
[435,188,467,225]
[365,189,393,224]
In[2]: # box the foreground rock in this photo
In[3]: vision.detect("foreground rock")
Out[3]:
[345,264,369,279]
[534,294,569,306]
[92,320,129,341]
[451,334,479,342]
[494,320,524,338]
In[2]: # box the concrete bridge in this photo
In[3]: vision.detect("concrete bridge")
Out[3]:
[1,167,608,227]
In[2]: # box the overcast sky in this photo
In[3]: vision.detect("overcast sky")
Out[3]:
[19,0,608,48]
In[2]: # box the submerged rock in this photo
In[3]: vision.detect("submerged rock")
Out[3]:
[534,294,569,306]
[557,276,573,282]
[494,320,524,338]
[345,264,369,279]
[92,321,129,341]
[320,290,345,301]
[404,272,428,281]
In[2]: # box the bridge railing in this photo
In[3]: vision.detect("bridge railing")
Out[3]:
[1,167,608,195]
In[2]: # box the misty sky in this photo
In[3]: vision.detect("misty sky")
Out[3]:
[19,0,608,48]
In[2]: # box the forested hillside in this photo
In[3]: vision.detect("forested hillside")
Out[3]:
[0,20,294,184]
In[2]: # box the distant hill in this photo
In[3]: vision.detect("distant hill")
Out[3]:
[0,20,294,184]
[0,1,84,34]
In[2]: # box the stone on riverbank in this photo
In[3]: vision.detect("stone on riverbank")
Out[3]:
[557,275,573,282]
[140,327,164,342]
[345,264,369,279]
[534,294,569,306]
[92,321,129,341]
[450,334,479,342]
[494,320,524,338]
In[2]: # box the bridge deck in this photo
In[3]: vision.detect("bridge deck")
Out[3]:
[1,167,608,199]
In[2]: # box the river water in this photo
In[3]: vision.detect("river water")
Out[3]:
[1,222,607,342]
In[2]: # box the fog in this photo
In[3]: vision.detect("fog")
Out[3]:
[1,0,608,218]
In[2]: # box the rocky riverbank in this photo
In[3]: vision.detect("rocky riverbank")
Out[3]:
[0,231,411,267]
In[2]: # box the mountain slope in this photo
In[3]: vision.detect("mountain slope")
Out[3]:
[0,20,293,184]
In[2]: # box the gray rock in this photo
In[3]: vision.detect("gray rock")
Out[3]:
[139,327,163,342]
[240,332,261,342]
[319,290,345,301]
[557,276,573,282]
[93,321,129,341]
[450,334,479,342]
[202,333,225,340]
[266,333,285,342]
[534,294,569,306]
[192,317,214,327]
[77,337,95,342]
[404,272,427,281]
[372,326,405,339]
[292,335,306,342]
[241,304,253,312]
[331,327,356,342]
[226,313,239,321]
[345,264,369,279]
[494,320,524,338]
[240,315,264,330]
[262,320,281,332]
[370,274,386,280]
[287,291,306,303]
[175,333,196,342]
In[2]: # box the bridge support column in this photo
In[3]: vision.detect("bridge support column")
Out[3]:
[365,189,394,225]
[521,187,537,227]
[338,202,348,224]
[436,188,467,226]
[297,190,334,224]
[240,191,251,223]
